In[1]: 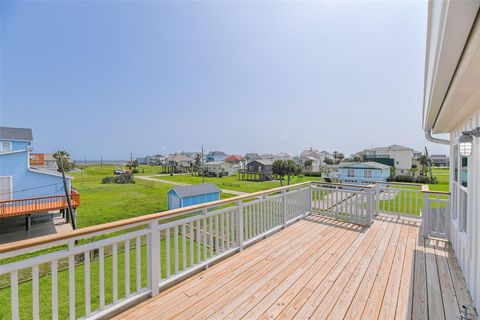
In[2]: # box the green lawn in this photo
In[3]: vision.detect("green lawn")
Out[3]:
[150,173,322,193]
[70,165,234,228]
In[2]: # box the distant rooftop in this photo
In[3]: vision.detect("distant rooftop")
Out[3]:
[0,126,33,141]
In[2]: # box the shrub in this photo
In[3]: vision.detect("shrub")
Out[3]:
[303,171,322,177]
[102,176,116,184]
[102,173,135,184]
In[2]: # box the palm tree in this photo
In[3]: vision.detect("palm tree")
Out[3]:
[53,150,74,172]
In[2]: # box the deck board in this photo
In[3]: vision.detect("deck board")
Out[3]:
[114,215,475,320]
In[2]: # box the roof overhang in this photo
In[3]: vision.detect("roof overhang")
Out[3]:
[423,1,480,133]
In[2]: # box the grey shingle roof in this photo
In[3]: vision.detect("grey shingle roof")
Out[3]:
[0,127,33,141]
[338,161,391,170]
[170,183,221,198]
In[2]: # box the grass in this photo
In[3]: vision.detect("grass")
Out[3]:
[69,165,234,228]
[0,236,208,320]
[150,173,322,193]
[377,168,450,215]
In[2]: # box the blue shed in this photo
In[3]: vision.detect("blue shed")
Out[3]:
[167,183,221,210]
[338,161,391,184]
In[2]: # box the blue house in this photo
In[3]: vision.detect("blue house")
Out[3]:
[205,151,228,163]
[0,127,73,201]
[337,161,390,184]
[167,183,221,209]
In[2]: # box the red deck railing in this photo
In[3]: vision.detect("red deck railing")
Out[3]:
[29,153,45,166]
[0,190,80,218]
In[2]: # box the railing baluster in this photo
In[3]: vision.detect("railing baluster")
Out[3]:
[226,211,230,249]
[136,237,141,292]
[32,265,39,320]
[68,241,75,320]
[190,222,194,267]
[112,242,118,304]
[11,270,19,320]
[166,228,171,277]
[99,247,105,309]
[174,225,179,274]
[182,224,186,271]
[196,219,201,262]
[149,222,160,296]
[85,250,91,316]
[51,260,58,320]
[124,240,130,297]
[209,216,213,257]
[203,218,207,260]
[215,214,220,254]
[220,213,224,252]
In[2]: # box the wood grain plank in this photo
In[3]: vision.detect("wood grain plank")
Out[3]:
[435,241,460,320]
[141,219,342,319]
[295,216,394,319]
[273,217,386,320]
[395,221,418,320]
[377,220,410,319]
[412,234,428,320]
[175,220,346,319]
[203,223,360,320]
[425,238,445,320]
[344,220,406,319]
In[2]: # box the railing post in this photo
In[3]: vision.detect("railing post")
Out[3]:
[422,192,429,238]
[236,201,243,250]
[149,221,160,296]
[282,189,287,228]
[308,184,313,215]
[365,188,374,226]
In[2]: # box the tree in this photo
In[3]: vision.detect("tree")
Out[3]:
[352,156,362,162]
[323,158,334,165]
[192,154,202,175]
[304,159,313,172]
[418,155,431,176]
[53,150,74,172]
[336,153,345,162]
[126,160,139,172]
[273,160,287,186]
[285,160,301,185]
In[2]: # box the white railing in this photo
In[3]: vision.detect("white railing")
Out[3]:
[0,180,452,319]
[373,182,423,218]
[310,182,374,226]
[0,183,311,320]
[422,190,451,239]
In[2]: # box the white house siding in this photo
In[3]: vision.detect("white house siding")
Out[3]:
[388,149,413,174]
[449,109,480,309]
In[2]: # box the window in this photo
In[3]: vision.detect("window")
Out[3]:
[347,169,354,177]
[364,169,372,178]
[461,157,468,188]
[453,145,458,182]
[0,141,12,152]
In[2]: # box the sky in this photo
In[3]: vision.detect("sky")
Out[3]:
[0,0,449,160]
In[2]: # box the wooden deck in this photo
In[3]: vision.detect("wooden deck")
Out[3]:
[115,215,475,320]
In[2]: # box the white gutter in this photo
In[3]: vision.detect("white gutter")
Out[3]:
[425,130,450,145]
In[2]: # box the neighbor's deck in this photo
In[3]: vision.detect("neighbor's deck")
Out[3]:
[115,215,475,320]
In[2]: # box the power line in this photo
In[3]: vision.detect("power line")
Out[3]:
[0,183,64,196]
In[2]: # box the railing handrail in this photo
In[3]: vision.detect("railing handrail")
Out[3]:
[0,190,79,204]
[0,182,310,255]
[311,181,375,189]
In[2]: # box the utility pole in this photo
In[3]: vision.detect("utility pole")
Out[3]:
[130,152,133,162]
[59,155,76,230]
[201,146,205,183]
[84,156,87,168]
[424,146,433,180]
[101,155,103,168]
